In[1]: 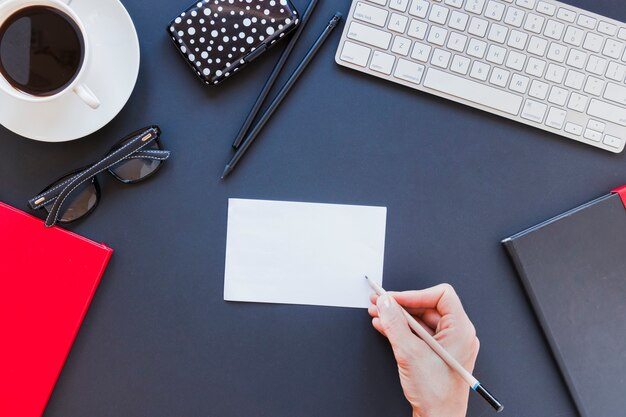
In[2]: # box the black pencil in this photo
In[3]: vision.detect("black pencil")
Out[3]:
[232,0,320,149]
[221,12,342,180]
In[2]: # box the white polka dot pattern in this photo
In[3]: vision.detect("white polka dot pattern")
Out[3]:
[168,0,299,85]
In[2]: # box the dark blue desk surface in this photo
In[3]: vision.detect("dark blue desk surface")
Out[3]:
[2,0,625,415]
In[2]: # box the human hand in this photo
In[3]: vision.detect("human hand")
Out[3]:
[368,284,479,417]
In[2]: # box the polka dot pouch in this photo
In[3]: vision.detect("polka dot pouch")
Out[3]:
[168,0,300,85]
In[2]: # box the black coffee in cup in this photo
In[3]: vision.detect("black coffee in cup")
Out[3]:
[0,6,84,97]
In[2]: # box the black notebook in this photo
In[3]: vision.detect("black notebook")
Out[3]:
[502,186,626,417]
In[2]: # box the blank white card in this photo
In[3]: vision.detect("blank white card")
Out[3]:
[224,199,387,308]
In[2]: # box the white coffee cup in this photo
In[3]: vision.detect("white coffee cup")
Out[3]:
[0,0,100,109]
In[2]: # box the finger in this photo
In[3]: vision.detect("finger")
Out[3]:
[374,304,440,332]
[369,292,379,304]
[374,311,435,337]
[377,293,428,360]
[372,317,385,336]
[413,316,436,336]
[395,305,442,330]
[419,309,442,330]
[402,306,440,317]
[373,298,439,331]
[392,284,468,318]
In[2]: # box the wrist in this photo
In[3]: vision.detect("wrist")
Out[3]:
[411,403,467,417]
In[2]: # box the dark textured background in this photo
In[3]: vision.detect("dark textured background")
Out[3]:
[2,0,625,416]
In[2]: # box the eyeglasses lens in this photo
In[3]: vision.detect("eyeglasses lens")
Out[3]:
[43,176,98,223]
[108,138,162,183]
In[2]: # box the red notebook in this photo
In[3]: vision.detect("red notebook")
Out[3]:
[0,202,113,417]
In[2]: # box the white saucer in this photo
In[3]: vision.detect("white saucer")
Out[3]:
[0,0,140,142]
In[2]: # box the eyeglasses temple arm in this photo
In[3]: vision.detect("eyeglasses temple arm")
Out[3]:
[28,128,160,227]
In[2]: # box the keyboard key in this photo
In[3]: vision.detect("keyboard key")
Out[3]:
[490,67,510,87]
[347,22,393,49]
[485,1,505,21]
[465,0,486,15]
[527,36,548,55]
[392,36,412,55]
[508,30,528,50]
[470,61,491,81]
[411,42,432,62]
[577,14,597,30]
[506,50,526,71]
[557,8,576,23]
[544,20,565,40]
[389,0,410,12]
[354,2,389,27]
[567,92,589,112]
[564,26,584,46]
[587,119,605,132]
[545,107,567,129]
[606,62,626,82]
[407,19,428,39]
[510,73,530,93]
[583,76,604,96]
[586,55,607,76]
[423,68,524,115]
[598,21,617,36]
[524,14,545,34]
[370,51,396,74]
[565,70,585,90]
[583,33,603,53]
[603,134,624,149]
[468,38,488,58]
[604,82,626,106]
[445,0,464,8]
[537,2,556,16]
[603,40,624,60]
[486,44,507,64]
[428,26,448,46]
[408,0,429,18]
[566,49,587,69]
[545,63,566,83]
[488,24,509,43]
[516,0,535,10]
[449,11,470,31]
[389,13,409,33]
[526,57,547,77]
[619,27,626,41]
[504,7,525,27]
[394,58,425,83]
[340,41,372,66]
[431,48,452,68]
[584,128,602,141]
[548,86,569,106]
[565,122,583,135]
[429,4,450,24]
[447,32,468,52]
[451,54,471,75]
[521,99,547,123]
[468,17,489,37]
[529,79,549,99]
[547,43,567,62]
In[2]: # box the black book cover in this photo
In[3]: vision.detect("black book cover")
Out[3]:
[502,191,626,417]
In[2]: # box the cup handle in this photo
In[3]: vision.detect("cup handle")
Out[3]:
[73,84,100,109]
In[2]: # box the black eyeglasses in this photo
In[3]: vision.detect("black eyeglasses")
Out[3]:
[28,126,171,228]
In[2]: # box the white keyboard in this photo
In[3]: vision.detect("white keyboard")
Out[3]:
[335,0,626,153]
